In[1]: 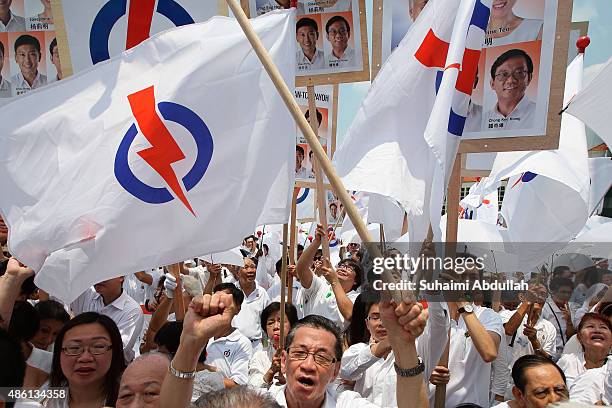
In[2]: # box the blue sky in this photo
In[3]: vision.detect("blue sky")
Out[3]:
[335,0,612,148]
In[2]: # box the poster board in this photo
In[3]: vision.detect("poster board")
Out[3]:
[372,0,573,155]
[243,0,370,86]
[51,0,227,76]
[0,0,58,101]
[463,18,588,176]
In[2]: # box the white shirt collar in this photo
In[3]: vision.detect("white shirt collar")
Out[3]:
[494,94,531,118]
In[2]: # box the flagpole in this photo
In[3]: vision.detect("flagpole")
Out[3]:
[279,223,289,351]
[224,0,404,302]
[288,188,299,303]
[307,85,331,260]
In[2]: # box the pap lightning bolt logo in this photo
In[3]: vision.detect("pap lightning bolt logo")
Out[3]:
[127,86,194,215]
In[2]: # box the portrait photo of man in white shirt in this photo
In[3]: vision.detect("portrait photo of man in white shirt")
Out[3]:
[296,17,325,72]
[10,34,47,96]
[485,48,536,132]
[325,15,356,69]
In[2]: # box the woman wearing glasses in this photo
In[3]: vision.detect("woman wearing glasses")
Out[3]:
[249,302,299,388]
[42,312,126,407]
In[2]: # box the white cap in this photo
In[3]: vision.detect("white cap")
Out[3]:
[552,253,595,272]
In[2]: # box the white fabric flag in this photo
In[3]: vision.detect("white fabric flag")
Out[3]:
[333,0,491,244]
[459,178,499,225]
[367,193,405,242]
[565,56,612,152]
[0,10,296,302]
[476,53,590,270]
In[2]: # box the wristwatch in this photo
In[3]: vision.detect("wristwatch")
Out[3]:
[394,357,425,377]
[458,303,474,314]
[169,361,197,379]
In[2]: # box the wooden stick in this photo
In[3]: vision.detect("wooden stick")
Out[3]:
[279,223,289,351]
[307,85,330,259]
[288,188,299,303]
[434,153,462,408]
[224,0,402,302]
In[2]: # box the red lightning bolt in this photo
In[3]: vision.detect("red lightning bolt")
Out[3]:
[128,86,195,215]
[125,0,156,50]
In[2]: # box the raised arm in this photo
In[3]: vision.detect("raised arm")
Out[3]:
[319,258,354,321]
[0,258,34,329]
[295,224,325,289]
[454,301,500,362]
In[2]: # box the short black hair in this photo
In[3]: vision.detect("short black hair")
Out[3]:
[14,34,41,55]
[304,108,323,126]
[296,145,305,155]
[549,277,573,293]
[297,17,318,33]
[49,37,57,56]
[0,328,26,408]
[346,290,381,346]
[512,355,566,392]
[338,258,363,290]
[329,202,337,210]
[325,15,350,35]
[35,300,70,323]
[0,40,4,57]
[490,48,533,78]
[213,282,245,307]
[552,265,571,277]
[155,321,206,363]
[285,315,342,360]
[9,301,40,343]
[260,302,298,334]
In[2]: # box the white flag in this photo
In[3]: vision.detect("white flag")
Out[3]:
[565,57,612,152]
[0,10,296,302]
[333,0,491,244]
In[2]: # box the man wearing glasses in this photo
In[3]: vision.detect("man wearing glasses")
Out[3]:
[485,48,536,131]
[325,15,355,69]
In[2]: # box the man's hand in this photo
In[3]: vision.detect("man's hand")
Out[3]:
[429,366,450,385]
[264,349,284,384]
[181,292,235,350]
[208,263,222,276]
[4,258,34,281]
[319,258,339,285]
[314,224,325,243]
[523,325,538,343]
[370,338,392,358]
[380,299,428,344]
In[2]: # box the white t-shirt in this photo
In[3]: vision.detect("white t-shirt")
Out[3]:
[296,48,325,72]
[541,299,572,360]
[557,351,590,388]
[569,364,607,404]
[248,345,277,388]
[300,275,358,327]
[206,329,253,385]
[267,276,302,305]
[428,305,504,407]
[270,384,377,408]
[326,46,356,69]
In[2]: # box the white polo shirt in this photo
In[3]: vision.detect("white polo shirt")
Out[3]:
[296,48,325,72]
[484,95,536,131]
[270,384,378,408]
[557,351,591,388]
[206,328,253,385]
[0,76,12,98]
[71,288,144,362]
[498,308,556,398]
[541,299,571,359]
[233,283,270,343]
[300,275,358,327]
[10,71,47,96]
[0,12,25,32]
[428,305,504,407]
[326,46,356,69]
[267,277,302,306]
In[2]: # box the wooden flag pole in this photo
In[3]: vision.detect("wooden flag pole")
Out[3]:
[279,223,289,351]
[288,188,299,303]
[434,153,462,408]
[307,85,330,260]
[224,0,403,302]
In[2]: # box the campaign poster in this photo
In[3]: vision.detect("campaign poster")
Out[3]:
[293,84,336,182]
[376,0,569,145]
[0,0,57,100]
[56,0,225,73]
[248,0,370,85]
